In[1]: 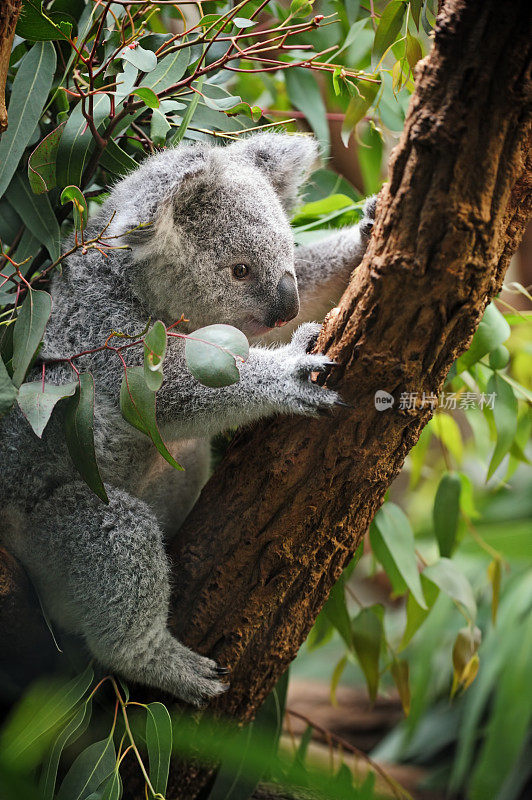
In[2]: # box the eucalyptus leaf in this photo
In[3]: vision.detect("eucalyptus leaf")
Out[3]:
[64,373,109,503]
[351,605,383,703]
[455,303,511,373]
[146,702,172,796]
[487,372,517,479]
[372,1,408,67]
[433,472,462,557]
[8,171,61,261]
[40,702,93,800]
[120,365,183,470]
[11,288,52,388]
[99,139,137,177]
[423,557,477,621]
[27,122,66,194]
[141,48,189,93]
[56,736,116,800]
[17,380,77,438]
[56,93,111,188]
[0,664,93,773]
[285,68,330,156]
[341,79,380,146]
[370,502,427,608]
[0,357,17,417]
[0,41,56,196]
[119,44,157,73]
[16,0,72,41]
[185,324,249,388]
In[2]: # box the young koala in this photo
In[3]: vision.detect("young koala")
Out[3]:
[0,133,375,705]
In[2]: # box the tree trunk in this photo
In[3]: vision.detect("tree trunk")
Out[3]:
[162,0,530,795]
[0,0,22,132]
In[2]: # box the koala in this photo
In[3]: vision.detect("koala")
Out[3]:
[0,133,375,705]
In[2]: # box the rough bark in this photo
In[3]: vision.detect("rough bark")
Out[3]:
[161,0,531,793]
[0,0,22,132]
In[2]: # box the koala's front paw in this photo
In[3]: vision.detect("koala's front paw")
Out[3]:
[175,649,230,707]
[280,323,341,415]
[359,195,377,243]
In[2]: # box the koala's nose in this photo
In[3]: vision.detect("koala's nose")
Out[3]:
[270,273,299,327]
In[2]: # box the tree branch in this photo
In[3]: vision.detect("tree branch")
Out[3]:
[162,4,530,794]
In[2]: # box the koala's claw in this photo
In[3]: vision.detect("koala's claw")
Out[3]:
[175,650,230,707]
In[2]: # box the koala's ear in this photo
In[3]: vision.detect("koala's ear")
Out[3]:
[231,133,319,211]
[172,151,222,221]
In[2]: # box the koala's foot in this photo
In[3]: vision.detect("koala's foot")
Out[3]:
[359,195,377,242]
[275,323,340,415]
[146,638,230,707]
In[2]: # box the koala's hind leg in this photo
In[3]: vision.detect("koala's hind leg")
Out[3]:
[18,482,228,706]
[135,437,211,540]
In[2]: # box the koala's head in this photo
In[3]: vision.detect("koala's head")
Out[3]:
[107,133,319,336]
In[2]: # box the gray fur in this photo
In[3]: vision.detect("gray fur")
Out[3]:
[0,133,374,704]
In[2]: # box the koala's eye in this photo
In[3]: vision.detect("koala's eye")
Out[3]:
[232,263,249,280]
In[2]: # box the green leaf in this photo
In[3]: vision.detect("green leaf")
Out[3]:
[131,87,159,109]
[143,320,167,392]
[185,324,249,388]
[170,76,203,145]
[429,411,463,463]
[341,78,380,146]
[323,576,352,648]
[225,102,262,122]
[372,1,408,67]
[40,702,92,800]
[119,44,157,73]
[16,0,72,41]
[410,0,423,29]
[0,357,18,417]
[455,303,511,373]
[17,379,77,438]
[234,17,256,28]
[405,33,422,71]
[433,472,462,557]
[370,502,427,608]
[468,621,532,800]
[487,372,518,479]
[8,171,61,261]
[99,139,137,177]
[423,557,477,621]
[11,288,52,388]
[202,93,242,111]
[0,41,56,197]
[27,122,66,194]
[141,48,189,93]
[150,108,171,146]
[64,373,109,504]
[0,664,94,773]
[400,575,439,649]
[98,771,122,800]
[290,0,314,18]
[391,657,410,715]
[146,702,172,796]
[56,93,111,188]
[120,365,183,470]
[61,185,88,231]
[351,605,383,703]
[56,736,116,800]
[285,68,330,156]
[488,344,510,370]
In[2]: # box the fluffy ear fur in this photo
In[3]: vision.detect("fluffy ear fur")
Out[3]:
[229,133,320,212]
